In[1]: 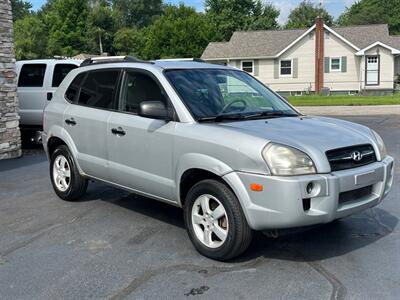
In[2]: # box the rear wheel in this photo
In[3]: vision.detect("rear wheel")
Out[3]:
[50,145,88,201]
[184,179,253,261]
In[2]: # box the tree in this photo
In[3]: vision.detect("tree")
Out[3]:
[205,0,280,41]
[337,0,400,35]
[86,0,117,55]
[10,0,32,21]
[285,0,333,29]
[113,27,143,56]
[141,4,215,59]
[247,1,280,31]
[113,0,162,28]
[14,15,47,59]
[44,0,89,57]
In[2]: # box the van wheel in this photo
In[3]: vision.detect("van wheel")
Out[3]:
[184,179,253,261]
[50,145,88,201]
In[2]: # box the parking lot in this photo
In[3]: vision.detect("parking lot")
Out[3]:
[0,114,399,300]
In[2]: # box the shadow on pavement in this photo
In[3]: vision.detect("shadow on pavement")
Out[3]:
[0,151,47,172]
[81,181,398,263]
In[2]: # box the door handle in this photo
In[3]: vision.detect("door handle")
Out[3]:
[47,92,53,101]
[111,127,126,136]
[65,118,76,126]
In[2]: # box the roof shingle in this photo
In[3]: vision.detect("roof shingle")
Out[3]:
[201,24,400,60]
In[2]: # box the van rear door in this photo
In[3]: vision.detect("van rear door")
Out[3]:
[48,63,79,101]
[17,63,48,128]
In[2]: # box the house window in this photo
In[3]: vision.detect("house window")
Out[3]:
[330,58,341,71]
[241,61,253,74]
[280,60,292,76]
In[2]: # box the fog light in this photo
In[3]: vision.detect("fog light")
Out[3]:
[306,182,314,194]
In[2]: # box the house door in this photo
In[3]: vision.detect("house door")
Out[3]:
[366,56,379,85]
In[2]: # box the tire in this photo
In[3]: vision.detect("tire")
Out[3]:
[184,179,253,261]
[50,145,88,201]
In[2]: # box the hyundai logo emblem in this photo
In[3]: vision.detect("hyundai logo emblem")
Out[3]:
[351,151,363,161]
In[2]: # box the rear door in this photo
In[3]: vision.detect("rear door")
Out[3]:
[17,63,48,127]
[63,68,122,179]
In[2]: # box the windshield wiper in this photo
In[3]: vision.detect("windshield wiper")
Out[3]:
[197,111,298,123]
[243,111,298,120]
[197,113,247,122]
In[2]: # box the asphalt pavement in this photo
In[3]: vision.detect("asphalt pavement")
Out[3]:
[0,115,399,300]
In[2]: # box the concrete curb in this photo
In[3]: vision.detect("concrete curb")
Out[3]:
[296,105,400,116]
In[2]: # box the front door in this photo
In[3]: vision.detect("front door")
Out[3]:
[107,69,176,201]
[366,56,379,85]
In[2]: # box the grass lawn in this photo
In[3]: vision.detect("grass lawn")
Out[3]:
[288,94,400,106]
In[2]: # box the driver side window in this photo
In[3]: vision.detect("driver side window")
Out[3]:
[121,71,167,114]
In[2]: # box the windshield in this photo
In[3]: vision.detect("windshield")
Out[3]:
[164,68,298,121]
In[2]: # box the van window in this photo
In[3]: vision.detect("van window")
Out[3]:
[18,64,47,87]
[52,64,78,87]
[78,70,120,110]
[65,73,86,102]
[121,71,167,114]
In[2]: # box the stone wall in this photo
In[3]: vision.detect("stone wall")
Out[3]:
[0,0,21,160]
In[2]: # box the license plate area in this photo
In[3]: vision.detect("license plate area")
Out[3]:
[355,170,378,186]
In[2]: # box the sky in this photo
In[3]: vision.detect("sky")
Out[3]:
[29,0,357,25]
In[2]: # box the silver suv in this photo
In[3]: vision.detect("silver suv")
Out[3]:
[43,56,394,260]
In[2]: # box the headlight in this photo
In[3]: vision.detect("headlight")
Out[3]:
[262,143,316,176]
[371,130,387,159]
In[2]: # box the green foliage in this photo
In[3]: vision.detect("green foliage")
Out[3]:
[44,0,89,57]
[288,94,400,106]
[247,1,280,31]
[205,0,279,41]
[10,0,32,21]
[336,0,400,35]
[113,0,162,28]
[14,15,47,59]
[12,0,282,60]
[113,27,143,56]
[86,0,117,55]
[285,0,333,29]
[141,4,215,59]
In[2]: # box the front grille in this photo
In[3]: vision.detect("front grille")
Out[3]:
[339,185,373,205]
[326,144,376,171]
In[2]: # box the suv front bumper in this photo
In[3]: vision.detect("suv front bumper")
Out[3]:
[223,156,394,230]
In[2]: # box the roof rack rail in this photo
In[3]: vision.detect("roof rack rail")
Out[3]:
[155,58,206,63]
[80,56,153,67]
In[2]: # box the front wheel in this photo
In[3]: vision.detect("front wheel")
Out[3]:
[50,145,88,201]
[184,179,253,261]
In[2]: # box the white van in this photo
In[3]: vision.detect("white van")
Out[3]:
[16,59,82,141]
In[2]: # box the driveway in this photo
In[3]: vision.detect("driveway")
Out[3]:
[0,115,399,299]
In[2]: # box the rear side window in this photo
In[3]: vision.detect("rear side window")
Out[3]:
[65,73,86,102]
[18,64,46,87]
[52,64,78,87]
[78,70,120,110]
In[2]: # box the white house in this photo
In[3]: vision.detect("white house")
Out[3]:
[201,18,400,96]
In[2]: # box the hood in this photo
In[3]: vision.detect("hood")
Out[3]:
[216,116,378,173]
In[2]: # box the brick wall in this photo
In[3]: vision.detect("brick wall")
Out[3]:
[0,0,21,160]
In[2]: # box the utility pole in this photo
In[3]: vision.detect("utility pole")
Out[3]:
[98,27,103,55]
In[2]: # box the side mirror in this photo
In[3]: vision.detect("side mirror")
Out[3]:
[138,101,172,121]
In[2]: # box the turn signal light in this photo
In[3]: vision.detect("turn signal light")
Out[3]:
[250,183,263,192]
